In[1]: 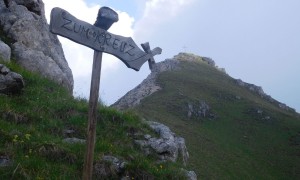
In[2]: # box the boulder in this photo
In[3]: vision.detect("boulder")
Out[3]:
[0,64,24,94]
[101,155,127,174]
[0,40,11,62]
[181,169,197,180]
[0,0,73,93]
[134,121,189,166]
[93,155,127,179]
[187,100,215,119]
[0,155,12,167]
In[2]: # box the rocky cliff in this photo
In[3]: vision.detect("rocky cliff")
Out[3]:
[112,57,180,110]
[113,53,296,113]
[112,53,222,110]
[0,0,73,92]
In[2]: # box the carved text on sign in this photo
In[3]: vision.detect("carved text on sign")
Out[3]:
[50,7,154,71]
[60,11,135,56]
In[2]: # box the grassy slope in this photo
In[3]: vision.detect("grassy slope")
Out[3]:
[135,56,300,179]
[0,62,185,179]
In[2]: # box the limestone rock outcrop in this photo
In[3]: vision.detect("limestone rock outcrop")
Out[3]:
[187,100,216,120]
[182,169,198,180]
[134,121,189,166]
[0,0,73,92]
[112,53,226,110]
[94,155,127,177]
[112,59,180,110]
[235,78,296,112]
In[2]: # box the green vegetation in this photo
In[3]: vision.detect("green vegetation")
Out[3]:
[135,56,300,179]
[2,55,299,179]
[0,62,185,179]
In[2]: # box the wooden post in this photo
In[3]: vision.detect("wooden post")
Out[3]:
[82,7,118,180]
[82,51,103,180]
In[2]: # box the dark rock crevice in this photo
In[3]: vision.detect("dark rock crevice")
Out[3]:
[3,0,9,8]
[112,58,180,110]
[0,63,24,94]
[14,0,44,16]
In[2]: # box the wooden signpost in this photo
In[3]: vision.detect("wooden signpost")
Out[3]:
[50,6,162,180]
[50,7,162,71]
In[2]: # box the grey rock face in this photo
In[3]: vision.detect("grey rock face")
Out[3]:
[0,64,24,94]
[112,59,180,110]
[14,0,45,16]
[135,121,189,166]
[175,53,227,73]
[187,100,217,120]
[0,40,11,62]
[102,155,127,174]
[235,78,296,113]
[0,0,73,93]
[174,53,214,66]
[235,79,268,98]
[112,53,225,110]
[93,155,127,179]
[278,103,290,111]
[174,53,201,62]
[188,100,212,119]
[181,169,198,180]
[202,57,215,66]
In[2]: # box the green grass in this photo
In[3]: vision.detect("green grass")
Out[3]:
[0,62,186,179]
[135,55,300,179]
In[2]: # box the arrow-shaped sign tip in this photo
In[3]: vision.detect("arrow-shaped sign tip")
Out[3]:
[141,42,162,71]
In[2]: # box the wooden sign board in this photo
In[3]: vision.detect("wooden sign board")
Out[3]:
[50,7,152,71]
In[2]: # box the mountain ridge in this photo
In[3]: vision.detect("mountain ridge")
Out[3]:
[112,52,300,179]
[113,52,296,114]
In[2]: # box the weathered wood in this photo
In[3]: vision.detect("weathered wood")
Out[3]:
[82,7,118,180]
[141,42,162,70]
[82,51,103,180]
[50,7,152,71]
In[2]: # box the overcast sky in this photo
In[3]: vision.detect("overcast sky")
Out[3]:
[44,0,300,113]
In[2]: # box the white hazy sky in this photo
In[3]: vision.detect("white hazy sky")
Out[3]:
[44,0,300,113]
